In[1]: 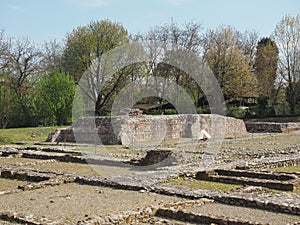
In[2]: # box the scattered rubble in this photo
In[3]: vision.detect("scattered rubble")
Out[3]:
[0,130,300,224]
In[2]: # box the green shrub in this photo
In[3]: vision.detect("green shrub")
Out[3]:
[227,107,246,119]
[274,104,290,115]
[37,72,76,126]
[197,107,203,114]
[254,94,275,117]
[164,109,178,115]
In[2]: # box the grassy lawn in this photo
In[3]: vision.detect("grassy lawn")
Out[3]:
[294,188,300,194]
[167,176,242,192]
[0,126,67,145]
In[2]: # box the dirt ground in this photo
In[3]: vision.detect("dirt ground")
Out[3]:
[0,178,28,192]
[0,130,300,224]
[0,183,185,223]
[184,202,300,225]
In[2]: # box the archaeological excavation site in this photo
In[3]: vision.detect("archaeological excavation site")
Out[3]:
[0,114,300,225]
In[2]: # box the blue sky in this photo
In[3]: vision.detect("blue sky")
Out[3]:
[0,0,299,43]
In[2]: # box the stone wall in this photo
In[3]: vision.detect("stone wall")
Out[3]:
[245,121,300,133]
[49,114,247,145]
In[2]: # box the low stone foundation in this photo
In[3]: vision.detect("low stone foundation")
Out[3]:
[245,122,300,133]
[196,169,297,191]
[155,207,258,225]
[48,114,247,145]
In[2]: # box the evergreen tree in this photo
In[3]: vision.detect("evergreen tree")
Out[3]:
[254,37,279,103]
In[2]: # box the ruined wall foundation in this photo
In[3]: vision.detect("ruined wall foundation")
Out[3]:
[245,121,300,133]
[48,114,247,145]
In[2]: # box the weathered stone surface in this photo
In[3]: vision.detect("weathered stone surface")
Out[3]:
[48,114,247,145]
[0,210,68,225]
[132,149,178,166]
[1,133,300,225]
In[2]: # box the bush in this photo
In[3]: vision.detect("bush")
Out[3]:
[255,94,275,117]
[164,109,178,115]
[295,104,300,114]
[274,103,290,115]
[197,107,203,114]
[37,72,76,126]
[227,107,247,119]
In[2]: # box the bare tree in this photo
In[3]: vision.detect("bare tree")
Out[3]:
[0,29,8,71]
[41,40,63,73]
[237,30,259,70]
[139,20,204,106]
[4,37,43,98]
[0,29,11,128]
[273,14,300,114]
[0,36,44,127]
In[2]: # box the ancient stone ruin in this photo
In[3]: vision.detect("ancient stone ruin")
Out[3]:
[245,121,300,133]
[47,114,247,145]
[1,114,300,224]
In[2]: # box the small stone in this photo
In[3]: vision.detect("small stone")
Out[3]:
[125,216,132,223]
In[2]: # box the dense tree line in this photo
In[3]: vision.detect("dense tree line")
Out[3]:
[0,30,76,128]
[0,15,300,128]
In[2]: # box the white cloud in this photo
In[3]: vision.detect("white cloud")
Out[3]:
[67,0,110,7]
[165,0,192,6]
[8,4,26,12]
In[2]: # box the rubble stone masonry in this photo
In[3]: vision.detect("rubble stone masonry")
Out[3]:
[48,114,247,145]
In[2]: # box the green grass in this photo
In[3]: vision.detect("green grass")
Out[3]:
[245,116,300,123]
[268,186,300,194]
[0,126,67,145]
[167,176,243,192]
[269,165,300,173]
[294,188,300,194]
[264,165,300,194]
